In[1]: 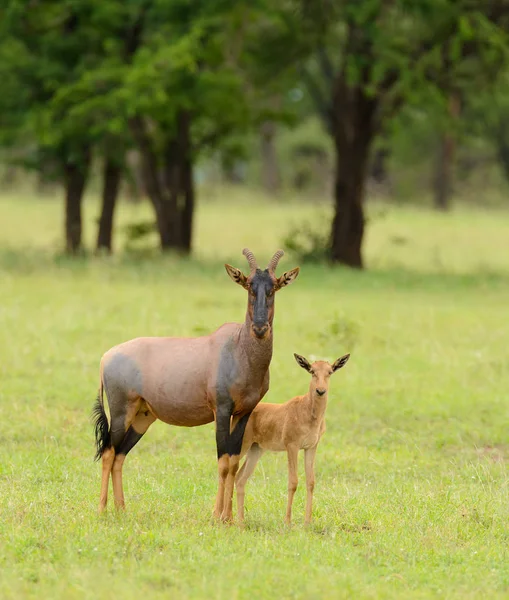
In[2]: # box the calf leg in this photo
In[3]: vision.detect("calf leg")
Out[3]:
[235,443,263,525]
[221,412,252,522]
[285,445,299,525]
[304,446,317,525]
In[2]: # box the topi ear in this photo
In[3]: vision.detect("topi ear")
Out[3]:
[294,353,312,373]
[225,264,248,289]
[332,353,350,372]
[276,267,300,291]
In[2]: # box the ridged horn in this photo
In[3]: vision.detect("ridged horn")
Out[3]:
[242,248,258,272]
[267,249,284,273]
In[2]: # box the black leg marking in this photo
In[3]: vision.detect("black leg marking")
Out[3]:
[216,404,233,459]
[228,412,252,456]
[114,426,144,457]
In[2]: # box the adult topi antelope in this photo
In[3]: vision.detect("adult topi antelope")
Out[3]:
[93,248,299,521]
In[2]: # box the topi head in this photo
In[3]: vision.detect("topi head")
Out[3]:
[225,248,300,339]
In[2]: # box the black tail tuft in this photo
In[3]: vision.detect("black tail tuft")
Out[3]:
[92,394,111,461]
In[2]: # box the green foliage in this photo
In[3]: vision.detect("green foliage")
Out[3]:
[0,0,296,175]
[463,70,509,140]
[283,216,331,263]
[1,0,509,262]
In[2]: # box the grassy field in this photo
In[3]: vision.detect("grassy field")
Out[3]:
[1,190,509,599]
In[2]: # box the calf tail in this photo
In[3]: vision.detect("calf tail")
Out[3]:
[92,381,111,462]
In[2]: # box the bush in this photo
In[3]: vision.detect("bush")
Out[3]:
[282,216,330,263]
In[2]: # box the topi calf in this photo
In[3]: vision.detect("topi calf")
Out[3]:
[235,352,350,525]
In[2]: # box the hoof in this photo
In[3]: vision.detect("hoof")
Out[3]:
[220,511,234,524]
[212,510,224,523]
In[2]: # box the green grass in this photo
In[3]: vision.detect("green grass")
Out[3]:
[1,189,509,599]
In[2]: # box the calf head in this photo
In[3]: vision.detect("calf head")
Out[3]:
[294,353,350,397]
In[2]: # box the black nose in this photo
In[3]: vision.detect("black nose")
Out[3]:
[316,388,326,396]
[252,324,268,338]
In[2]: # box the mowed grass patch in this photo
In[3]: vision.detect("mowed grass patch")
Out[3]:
[0,191,509,598]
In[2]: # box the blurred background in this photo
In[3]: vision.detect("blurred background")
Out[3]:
[0,0,508,271]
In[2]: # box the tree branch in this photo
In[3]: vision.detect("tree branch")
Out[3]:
[193,124,235,153]
[316,45,335,90]
[128,115,164,210]
[299,65,334,134]
[123,4,150,60]
[377,2,509,96]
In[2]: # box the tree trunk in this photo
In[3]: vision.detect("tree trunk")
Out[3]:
[175,110,194,253]
[129,116,176,250]
[1,165,17,188]
[96,157,122,253]
[370,145,390,184]
[260,121,280,194]
[124,150,144,203]
[330,144,368,268]
[161,137,182,248]
[329,85,378,268]
[493,115,509,186]
[130,112,194,253]
[496,139,509,184]
[433,135,454,211]
[180,156,194,252]
[64,149,90,254]
[221,157,245,184]
[433,93,460,211]
[36,160,57,196]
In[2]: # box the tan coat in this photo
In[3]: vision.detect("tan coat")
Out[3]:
[235,353,350,525]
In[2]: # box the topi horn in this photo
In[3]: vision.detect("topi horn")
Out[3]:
[242,248,258,272]
[267,249,284,273]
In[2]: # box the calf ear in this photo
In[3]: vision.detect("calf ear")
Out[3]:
[276,267,300,290]
[225,264,248,289]
[294,353,312,372]
[332,353,350,372]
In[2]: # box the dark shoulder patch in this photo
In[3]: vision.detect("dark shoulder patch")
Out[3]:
[216,338,238,403]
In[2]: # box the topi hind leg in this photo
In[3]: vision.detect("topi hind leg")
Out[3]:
[111,401,156,510]
[98,447,115,513]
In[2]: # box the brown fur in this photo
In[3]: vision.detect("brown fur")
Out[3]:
[95,249,299,520]
[235,353,350,525]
